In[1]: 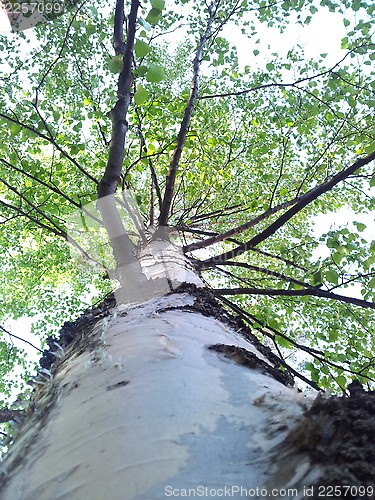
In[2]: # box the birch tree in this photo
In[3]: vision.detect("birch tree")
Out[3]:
[0,0,374,498]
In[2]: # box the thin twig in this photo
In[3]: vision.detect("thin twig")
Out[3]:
[0,325,43,353]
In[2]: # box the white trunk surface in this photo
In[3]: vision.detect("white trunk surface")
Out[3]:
[0,293,320,499]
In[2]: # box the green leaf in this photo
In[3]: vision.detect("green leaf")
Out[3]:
[353,222,366,232]
[312,270,322,284]
[146,8,162,25]
[150,0,165,9]
[268,318,281,330]
[107,55,123,74]
[133,65,148,78]
[321,364,329,375]
[311,369,320,383]
[364,255,375,270]
[146,63,165,82]
[326,237,338,249]
[275,336,292,349]
[305,362,314,372]
[352,0,361,11]
[332,252,343,265]
[325,269,339,285]
[337,245,349,255]
[134,84,149,105]
[341,36,349,49]
[134,40,151,59]
[86,23,96,36]
[335,375,346,387]
[329,329,339,342]
[266,62,274,72]
[10,123,22,136]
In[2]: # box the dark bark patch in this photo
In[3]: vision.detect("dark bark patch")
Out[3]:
[173,283,295,387]
[281,382,375,498]
[106,380,130,391]
[208,344,294,387]
[38,292,116,372]
[0,409,24,424]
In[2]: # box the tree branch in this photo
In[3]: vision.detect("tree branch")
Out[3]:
[113,0,127,55]
[0,199,105,270]
[34,0,84,106]
[0,198,67,239]
[158,1,217,227]
[249,247,308,271]
[217,295,323,391]
[213,287,375,309]
[0,157,88,217]
[96,0,146,280]
[218,295,375,384]
[0,176,68,236]
[135,111,163,209]
[183,194,299,252]
[213,261,315,289]
[98,0,139,199]
[178,227,308,272]
[200,151,375,269]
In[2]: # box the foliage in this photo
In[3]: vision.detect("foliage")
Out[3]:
[0,0,374,442]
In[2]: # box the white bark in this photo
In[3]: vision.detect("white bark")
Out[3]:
[1,249,324,499]
[0,291,321,500]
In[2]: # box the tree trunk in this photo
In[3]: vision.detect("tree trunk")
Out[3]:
[0,250,374,499]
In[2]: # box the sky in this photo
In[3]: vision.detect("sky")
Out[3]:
[228,8,347,68]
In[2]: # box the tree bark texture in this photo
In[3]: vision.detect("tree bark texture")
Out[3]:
[0,262,374,499]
